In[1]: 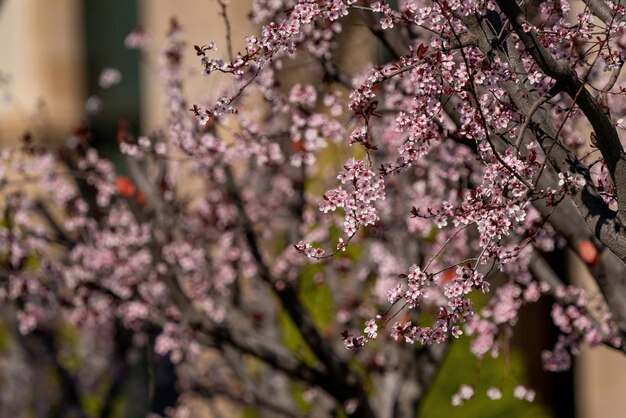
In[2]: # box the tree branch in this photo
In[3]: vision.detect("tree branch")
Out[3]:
[496,0,626,224]
[581,0,614,22]
[392,343,449,418]
[529,254,626,354]
[462,12,626,265]
[222,166,376,417]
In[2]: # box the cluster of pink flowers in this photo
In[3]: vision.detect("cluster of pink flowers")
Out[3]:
[543,286,622,371]
[321,158,385,235]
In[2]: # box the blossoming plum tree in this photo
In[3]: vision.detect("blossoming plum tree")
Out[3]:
[3,0,626,416]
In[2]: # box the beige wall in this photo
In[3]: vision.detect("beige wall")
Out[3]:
[0,0,84,144]
[139,0,254,133]
[577,345,626,418]
[571,254,626,418]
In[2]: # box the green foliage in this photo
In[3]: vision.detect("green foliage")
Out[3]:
[290,384,314,415]
[278,259,340,416]
[0,319,9,354]
[418,337,552,418]
[22,252,41,272]
[278,261,335,365]
[82,392,105,417]
[241,407,262,418]
[56,322,81,375]
[298,264,335,328]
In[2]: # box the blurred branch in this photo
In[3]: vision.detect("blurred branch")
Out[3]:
[393,342,449,418]
[191,382,305,418]
[581,0,613,22]
[529,254,626,354]
[222,166,377,416]
[16,326,88,418]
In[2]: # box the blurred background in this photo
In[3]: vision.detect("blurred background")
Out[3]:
[0,1,625,417]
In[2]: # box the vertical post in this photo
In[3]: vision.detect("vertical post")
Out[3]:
[82,0,140,161]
